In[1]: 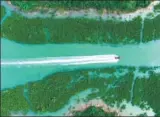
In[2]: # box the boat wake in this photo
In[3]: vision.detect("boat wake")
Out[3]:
[1,54,119,66]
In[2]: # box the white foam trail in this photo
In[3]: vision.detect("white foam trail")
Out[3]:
[1,54,119,66]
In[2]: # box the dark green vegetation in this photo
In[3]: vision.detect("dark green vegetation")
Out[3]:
[1,86,30,116]
[2,7,160,44]
[143,14,160,42]
[87,70,134,105]
[1,6,6,21]
[27,67,119,112]
[132,70,160,116]
[73,106,117,116]
[2,11,143,44]
[1,66,160,116]
[137,113,147,117]
[154,3,160,12]
[11,0,151,13]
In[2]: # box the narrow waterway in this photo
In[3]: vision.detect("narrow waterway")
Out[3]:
[130,68,139,103]
[1,38,160,90]
[23,88,32,109]
[0,5,11,25]
[140,18,145,43]
[2,38,160,66]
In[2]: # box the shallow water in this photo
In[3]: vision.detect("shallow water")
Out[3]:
[114,100,155,116]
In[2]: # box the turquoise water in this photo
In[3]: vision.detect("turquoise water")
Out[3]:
[1,38,160,90]
[2,38,160,66]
